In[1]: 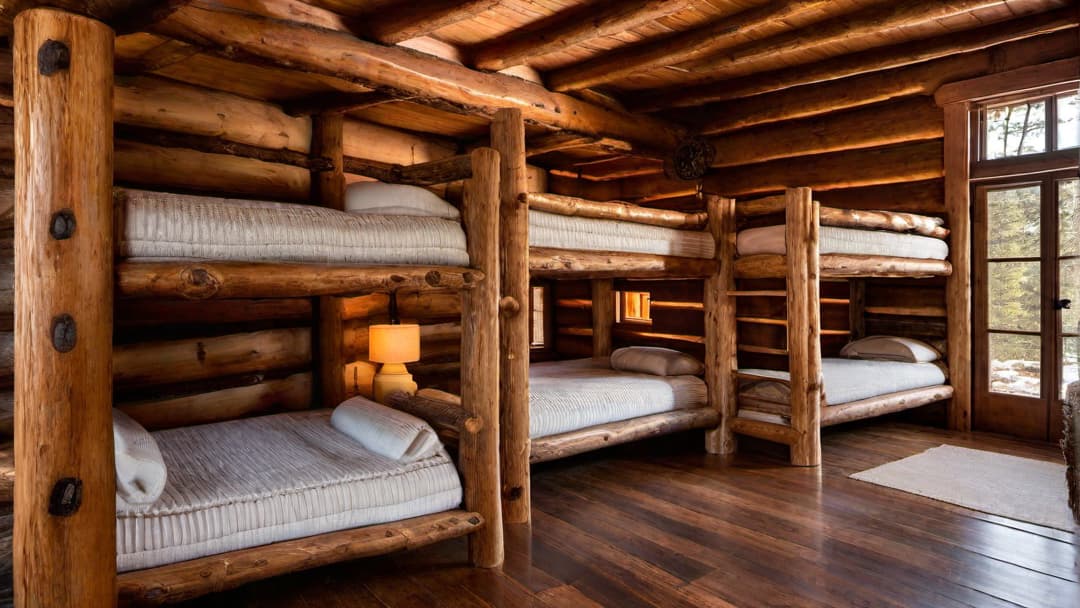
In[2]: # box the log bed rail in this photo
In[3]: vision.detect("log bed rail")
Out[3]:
[717,187,963,467]
[491,108,725,524]
[12,8,503,603]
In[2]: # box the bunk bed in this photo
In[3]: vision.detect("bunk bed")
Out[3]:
[489,109,725,523]
[11,10,503,601]
[717,187,958,467]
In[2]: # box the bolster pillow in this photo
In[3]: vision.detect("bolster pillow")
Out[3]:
[331,396,443,462]
[113,409,168,508]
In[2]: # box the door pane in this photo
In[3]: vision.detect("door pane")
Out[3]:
[989,333,1042,397]
[1064,336,1079,400]
[988,261,1041,332]
[1063,257,1079,337]
[985,100,1047,159]
[1057,93,1078,150]
[987,186,1041,258]
[1061,179,1079,257]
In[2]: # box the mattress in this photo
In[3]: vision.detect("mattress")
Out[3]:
[739,358,948,407]
[116,410,462,572]
[529,358,708,439]
[120,189,471,266]
[737,225,948,260]
[529,210,715,259]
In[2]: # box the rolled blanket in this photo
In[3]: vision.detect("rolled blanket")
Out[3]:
[331,396,443,462]
[113,409,167,509]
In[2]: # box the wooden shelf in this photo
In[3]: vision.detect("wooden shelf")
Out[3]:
[737,316,786,326]
[117,259,483,299]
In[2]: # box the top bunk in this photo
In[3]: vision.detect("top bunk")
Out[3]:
[732,188,954,280]
[116,151,499,300]
[521,191,720,280]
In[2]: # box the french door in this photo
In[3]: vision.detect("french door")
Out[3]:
[974,173,1078,440]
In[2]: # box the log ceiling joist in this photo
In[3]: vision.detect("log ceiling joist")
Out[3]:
[696,28,1078,135]
[365,0,500,46]
[708,98,943,169]
[634,6,1077,112]
[471,0,695,72]
[151,5,682,151]
[282,92,401,117]
[705,141,945,198]
[0,0,190,33]
[546,0,832,92]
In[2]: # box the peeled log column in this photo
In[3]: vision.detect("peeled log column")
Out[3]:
[785,188,822,467]
[705,195,737,455]
[312,113,346,408]
[491,108,530,525]
[460,148,503,567]
[14,9,116,607]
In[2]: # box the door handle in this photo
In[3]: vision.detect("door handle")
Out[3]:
[1054,298,1072,310]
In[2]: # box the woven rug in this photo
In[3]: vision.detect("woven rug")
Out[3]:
[851,445,1075,531]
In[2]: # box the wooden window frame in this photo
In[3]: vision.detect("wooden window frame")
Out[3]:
[529,281,554,353]
[616,290,652,325]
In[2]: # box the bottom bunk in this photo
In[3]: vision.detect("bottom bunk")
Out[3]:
[734,358,952,431]
[111,403,482,605]
[527,353,716,463]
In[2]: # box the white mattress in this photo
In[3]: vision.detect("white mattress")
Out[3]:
[737,225,948,260]
[121,189,471,266]
[739,358,948,407]
[529,210,715,259]
[116,410,462,572]
[529,358,708,439]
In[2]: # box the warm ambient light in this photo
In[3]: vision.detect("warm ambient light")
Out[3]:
[369,323,421,403]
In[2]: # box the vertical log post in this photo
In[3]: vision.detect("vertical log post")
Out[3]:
[786,188,822,467]
[705,195,737,454]
[312,113,346,407]
[943,102,972,432]
[460,148,504,567]
[491,108,531,524]
[14,8,117,606]
[849,279,866,340]
[591,279,614,357]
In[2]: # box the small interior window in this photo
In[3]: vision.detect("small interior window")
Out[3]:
[618,291,652,324]
[984,99,1047,160]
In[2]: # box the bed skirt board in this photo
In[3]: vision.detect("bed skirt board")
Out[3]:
[529,407,720,463]
[117,510,483,606]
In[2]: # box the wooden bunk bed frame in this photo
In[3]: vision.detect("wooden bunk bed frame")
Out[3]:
[490,109,725,524]
[716,187,966,467]
[12,9,502,605]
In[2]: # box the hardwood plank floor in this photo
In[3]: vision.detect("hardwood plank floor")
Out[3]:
[171,420,1077,608]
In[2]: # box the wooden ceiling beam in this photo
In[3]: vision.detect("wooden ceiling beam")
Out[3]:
[471,0,694,72]
[695,28,1078,135]
[704,141,944,198]
[153,5,682,151]
[366,0,500,45]
[632,6,1077,112]
[0,0,190,32]
[546,0,831,92]
[708,98,943,168]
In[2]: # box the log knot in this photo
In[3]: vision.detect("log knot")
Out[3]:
[179,266,222,299]
[49,209,76,240]
[468,516,481,525]
[38,40,70,76]
[48,477,82,516]
[424,270,442,286]
[50,314,77,353]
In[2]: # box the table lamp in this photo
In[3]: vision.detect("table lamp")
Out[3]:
[369,322,420,403]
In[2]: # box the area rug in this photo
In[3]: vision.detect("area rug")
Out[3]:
[851,445,1075,531]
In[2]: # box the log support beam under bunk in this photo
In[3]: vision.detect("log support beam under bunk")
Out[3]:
[491,108,531,525]
[530,408,721,464]
[459,148,504,568]
[785,188,823,467]
[312,112,347,408]
[13,7,117,606]
[530,248,716,280]
[706,195,737,455]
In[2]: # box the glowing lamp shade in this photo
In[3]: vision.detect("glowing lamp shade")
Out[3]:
[368,324,421,364]
[369,323,420,403]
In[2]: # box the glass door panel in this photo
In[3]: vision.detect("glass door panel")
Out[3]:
[1059,179,1078,399]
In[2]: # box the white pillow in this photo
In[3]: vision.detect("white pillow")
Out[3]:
[840,335,941,363]
[610,346,704,376]
[345,181,460,220]
[331,395,443,462]
[113,409,167,509]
